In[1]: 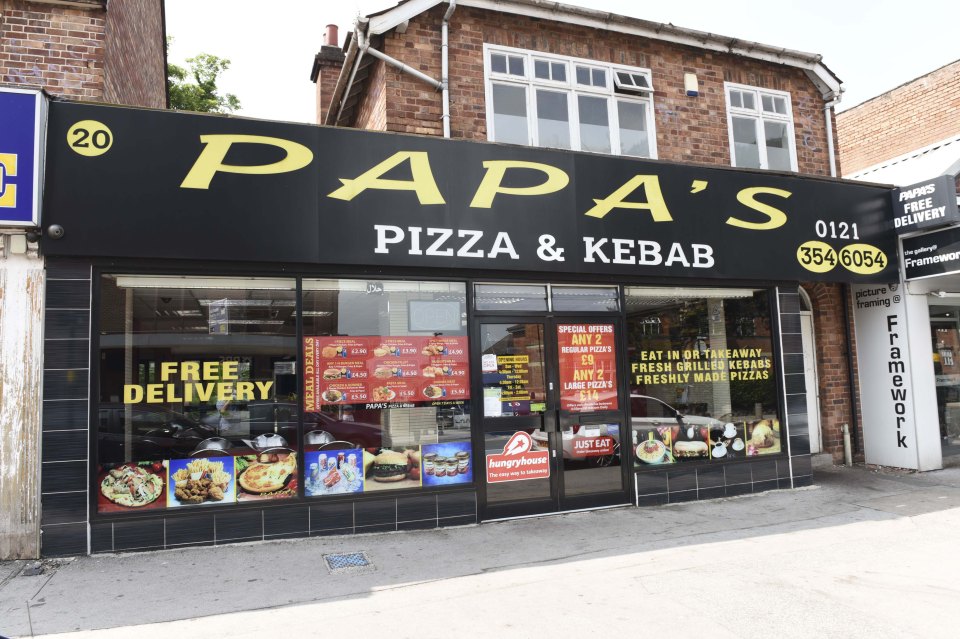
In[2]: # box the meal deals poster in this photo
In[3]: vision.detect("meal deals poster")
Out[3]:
[303,335,469,411]
[557,323,618,412]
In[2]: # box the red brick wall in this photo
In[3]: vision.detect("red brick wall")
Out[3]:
[0,0,106,100]
[102,0,165,108]
[837,59,960,175]
[802,282,864,462]
[354,57,387,131]
[378,6,834,175]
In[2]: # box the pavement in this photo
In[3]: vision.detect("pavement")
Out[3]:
[3,463,960,638]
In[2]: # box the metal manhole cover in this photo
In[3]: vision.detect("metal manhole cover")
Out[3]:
[323,552,371,572]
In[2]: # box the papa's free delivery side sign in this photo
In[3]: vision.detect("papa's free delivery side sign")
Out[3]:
[42,101,897,283]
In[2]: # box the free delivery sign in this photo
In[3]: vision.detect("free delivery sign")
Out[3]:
[0,88,45,227]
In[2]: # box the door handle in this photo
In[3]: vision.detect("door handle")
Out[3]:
[549,382,554,390]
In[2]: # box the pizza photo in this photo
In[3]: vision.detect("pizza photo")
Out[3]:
[237,453,297,497]
[100,463,165,510]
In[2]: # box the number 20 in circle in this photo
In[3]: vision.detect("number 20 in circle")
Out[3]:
[67,120,113,157]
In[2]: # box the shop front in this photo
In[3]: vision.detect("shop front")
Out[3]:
[37,100,896,554]
[851,175,960,472]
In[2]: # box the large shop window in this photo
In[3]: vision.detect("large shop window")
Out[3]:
[625,287,781,467]
[724,83,797,172]
[300,280,471,496]
[485,44,656,158]
[95,276,471,515]
[97,275,299,512]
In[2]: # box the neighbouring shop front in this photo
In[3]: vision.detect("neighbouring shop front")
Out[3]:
[851,175,960,472]
[37,100,896,554]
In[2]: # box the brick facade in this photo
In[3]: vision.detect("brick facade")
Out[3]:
[316,4,856,463]
[837,59,960,175]
[0,0,164,107]
[0,0,106,100]
[354,57,387,131]
[313,44,345,124]
[102,0,165,108]
[372,6,836,176]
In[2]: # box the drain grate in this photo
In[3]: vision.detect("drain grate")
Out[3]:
[323,552,371,571]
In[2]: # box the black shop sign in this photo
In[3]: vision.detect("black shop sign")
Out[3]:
[902,226,960,280]
[892,175,960,235]
[41,101,897,283]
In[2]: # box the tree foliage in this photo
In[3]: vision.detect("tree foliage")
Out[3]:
[167,38,240,113]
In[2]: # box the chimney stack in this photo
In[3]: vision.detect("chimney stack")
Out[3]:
[311,23,347,125]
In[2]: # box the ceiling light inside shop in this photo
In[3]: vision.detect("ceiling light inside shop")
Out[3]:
[302,280,463,293]
[625,287,757,300]
[114,275,296,290]
[196,299,295,307]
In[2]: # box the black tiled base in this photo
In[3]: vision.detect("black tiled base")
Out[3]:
[42,523,87,556]
[725,483,753,497]
[398,519,439,532]
[633,457,809,507]
[439,514,476,527]
[113,518,164,552]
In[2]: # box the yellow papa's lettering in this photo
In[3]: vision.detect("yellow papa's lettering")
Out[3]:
[327,151,444,205]
[181,134,314,189]
[470,160,569,208]
[583,175,673,221]
[726,187,791,230]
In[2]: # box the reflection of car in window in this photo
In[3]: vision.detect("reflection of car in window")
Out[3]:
[246,402,386,449]
[630,394,722,430]
[98,405,218,463]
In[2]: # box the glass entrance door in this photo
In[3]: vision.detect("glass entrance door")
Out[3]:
[476,318,628,520]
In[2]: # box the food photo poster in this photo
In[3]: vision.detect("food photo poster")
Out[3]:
[304,449,364,496]
[421,441,472,486]
[167,456,236,507]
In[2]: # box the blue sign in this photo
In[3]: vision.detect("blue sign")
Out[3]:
[0,88,44,227]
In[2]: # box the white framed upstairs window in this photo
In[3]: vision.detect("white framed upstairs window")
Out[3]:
[725,83,797,172]
[484,44,657,159]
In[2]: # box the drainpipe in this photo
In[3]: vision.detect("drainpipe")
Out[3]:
[841,284,860,455]
[335,25,366,126]
[357,28,443,92]
[824,93,841,178]
[441,1,457,138]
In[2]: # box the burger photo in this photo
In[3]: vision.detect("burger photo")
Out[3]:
[370,450,410,482]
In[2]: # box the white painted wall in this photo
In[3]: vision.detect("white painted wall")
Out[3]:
[0,240,44,559]
[800,312,822,453]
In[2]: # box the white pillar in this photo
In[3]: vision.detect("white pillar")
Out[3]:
[0,235,44,559]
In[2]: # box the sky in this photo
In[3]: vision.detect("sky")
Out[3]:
[165,0,958,124]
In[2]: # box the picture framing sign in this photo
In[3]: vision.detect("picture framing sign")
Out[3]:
[0,88,45,228]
